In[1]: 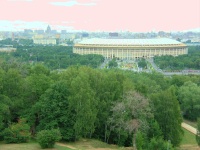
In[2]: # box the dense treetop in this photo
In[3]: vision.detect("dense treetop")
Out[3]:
[0,40,200,148]
[154,46,200,71]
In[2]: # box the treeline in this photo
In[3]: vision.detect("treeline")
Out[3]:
[154,46,200,71]
[0,62,200,149]
[0,45,104,69]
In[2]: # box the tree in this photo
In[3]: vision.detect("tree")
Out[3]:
[138,58,147,69]
[109,91,153,149]
[196,118,200,146]
[2,68,23,99]
[178,81,200,121]
[3,119,30,143]
[136,131,144,150]
[35,80,75,141]
[69,71,98,140]
[151,86,183,147]
[108,59,118,68]
[0,95,12,139]
[1,68,24,123]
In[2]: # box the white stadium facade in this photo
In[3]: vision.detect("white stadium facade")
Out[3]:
[73,38,188,59]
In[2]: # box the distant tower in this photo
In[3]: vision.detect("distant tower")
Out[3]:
[12,32,15,41]
[46,25,51,34]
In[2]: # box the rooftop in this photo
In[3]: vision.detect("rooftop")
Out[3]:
[77,38,183,46]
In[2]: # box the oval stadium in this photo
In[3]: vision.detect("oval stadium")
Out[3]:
[73,38,188,59]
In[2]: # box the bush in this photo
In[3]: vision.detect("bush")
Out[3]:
[148,137,174,150]
[37,129,61,149]
[3,119,30,143]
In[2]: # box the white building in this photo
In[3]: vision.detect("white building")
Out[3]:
[32,34,57,45]
[73,38,188,59]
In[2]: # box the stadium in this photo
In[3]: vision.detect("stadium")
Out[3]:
[73,38,188,59]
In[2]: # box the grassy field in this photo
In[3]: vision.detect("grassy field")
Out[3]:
[0,142,72,150]
[60,139,130,150]
[181,128,197,145]
[1,130,199,150]
[179,128,199,150]
[0,139,130,150]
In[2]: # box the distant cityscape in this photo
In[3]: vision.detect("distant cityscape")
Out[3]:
[0,25,200,46]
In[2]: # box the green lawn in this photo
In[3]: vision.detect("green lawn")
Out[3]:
[0,139,128,150]
[177,128,199,150]
[0,142,72,150]
[1,133,198,150]
[55,144,72,150]
[61,138,128,150]
[181,128,197,145]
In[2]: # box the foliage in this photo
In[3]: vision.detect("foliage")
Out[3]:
[3,119,30,143]
[147,120,163,140]
[151,86,183,147]
[9,45,104,69]
[35,80,75,141]
[178,81,200,121]
[36,129,61,149]
[196,118,200,146]
[154,46,200,70]
[0,95,12,141]
[109,91,153,148]
[136,131,144,150]
[138,58,147,69]
[108,59,118,68]
[1,54,200,148]
[148,137,174,150]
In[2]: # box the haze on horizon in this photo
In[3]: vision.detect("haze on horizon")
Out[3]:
[0,0,200,32]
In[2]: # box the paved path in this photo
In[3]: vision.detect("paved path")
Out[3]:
[56,142,76,149]
[182,122,197,135]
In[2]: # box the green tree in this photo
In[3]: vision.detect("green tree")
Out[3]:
[3,119,30,143]
[0,95,12,140]
[196,118,200,146]
[151,86,183,147]
[69,70,98,140]
[108,59,118,68]
[178,81,200,121]
[109,91,153,149]
[136,131,144,150]
[35,80,75,141]
[138,58,147,69]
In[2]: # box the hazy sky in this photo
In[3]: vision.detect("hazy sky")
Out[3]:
[0,0,200,32]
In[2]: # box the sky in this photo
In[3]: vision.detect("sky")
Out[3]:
[0,0,200,32]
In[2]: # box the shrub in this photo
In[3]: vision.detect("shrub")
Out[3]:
[3,118,30,143]
[148,137,174,150]
[37,129,61,149]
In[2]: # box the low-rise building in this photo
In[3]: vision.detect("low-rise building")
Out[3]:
[73,38,188,59]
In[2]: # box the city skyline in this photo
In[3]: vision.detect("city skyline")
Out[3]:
[0,0,200,32]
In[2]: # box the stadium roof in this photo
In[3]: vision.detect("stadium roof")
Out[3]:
[77,38,183,46]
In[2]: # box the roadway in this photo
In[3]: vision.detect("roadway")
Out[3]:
[147,58,200,76]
